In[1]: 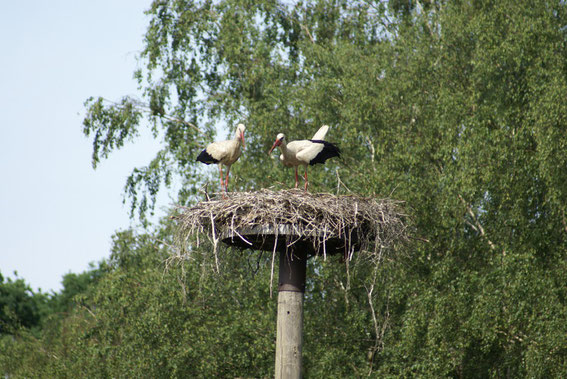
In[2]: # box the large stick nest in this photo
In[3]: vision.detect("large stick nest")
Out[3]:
[174,189,408,263]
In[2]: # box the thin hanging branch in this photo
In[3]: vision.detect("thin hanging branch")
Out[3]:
[101,97,205,136]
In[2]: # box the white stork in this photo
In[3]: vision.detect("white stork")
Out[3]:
[197,123,246,193]
[268,125,340,190]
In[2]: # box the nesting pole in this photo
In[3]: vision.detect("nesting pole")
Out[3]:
[174,189,407,379]
[220,226,313,378]
[275,248,306,379]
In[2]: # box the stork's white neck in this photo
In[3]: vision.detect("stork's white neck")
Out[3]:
[278,139,296,162]
[278,138,292,157]
[233,130,244,144]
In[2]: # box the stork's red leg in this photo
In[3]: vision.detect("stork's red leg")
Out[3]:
[219,165,224,189]
[304,166,309,191]
[225,166,231,193]
[294,167,299,189]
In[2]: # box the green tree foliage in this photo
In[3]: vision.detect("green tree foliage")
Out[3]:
[1,228,277,377]
[0,273,50,335]
[48,265,105,314]
[4,0,567,377]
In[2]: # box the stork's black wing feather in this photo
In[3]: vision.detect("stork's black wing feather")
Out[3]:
[308,140,341,165]
[196,149,219,164]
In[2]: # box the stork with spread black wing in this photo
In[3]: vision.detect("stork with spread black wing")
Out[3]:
[269,125,340,190]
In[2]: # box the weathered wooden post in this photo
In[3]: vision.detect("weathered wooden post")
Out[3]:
[220,226,311,378]
[174,189,407,379]
[275,247,306,379]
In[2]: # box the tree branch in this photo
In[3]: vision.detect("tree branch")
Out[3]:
[458,194,499,252]
[101,97,205,136]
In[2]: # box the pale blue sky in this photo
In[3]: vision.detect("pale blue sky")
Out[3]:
[0,1,163,293]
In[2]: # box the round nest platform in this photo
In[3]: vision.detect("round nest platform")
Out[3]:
[174,189,408,261]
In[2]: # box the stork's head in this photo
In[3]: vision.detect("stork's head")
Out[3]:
[236,123,246,148]
[269,133,285,155]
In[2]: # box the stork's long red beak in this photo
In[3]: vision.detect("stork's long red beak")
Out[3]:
[268,139,280,155]
[240,131,245,149]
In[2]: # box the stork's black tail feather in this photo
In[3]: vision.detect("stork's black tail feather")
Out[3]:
[196,149,219,164]
[308,140,341,165]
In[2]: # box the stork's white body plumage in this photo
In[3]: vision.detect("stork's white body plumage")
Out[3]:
[197,123,246,193]
[204,138,243,167]
[269,125,340,190]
